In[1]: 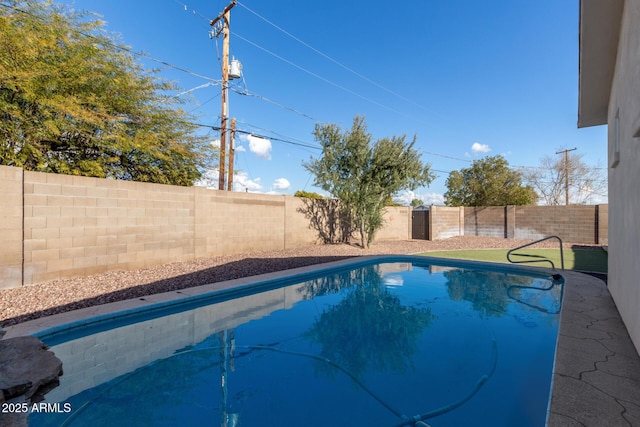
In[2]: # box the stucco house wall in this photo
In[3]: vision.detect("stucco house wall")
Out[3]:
[580,0,640,354]
[606,0,640,356]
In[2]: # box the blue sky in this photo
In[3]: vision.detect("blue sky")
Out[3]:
[62,0,607,204]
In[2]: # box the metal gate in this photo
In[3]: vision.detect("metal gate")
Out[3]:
[411,210,429,240]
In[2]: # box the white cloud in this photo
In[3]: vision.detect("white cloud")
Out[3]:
[195,168,268,193]
[272,177,291,190]
[246,135,272,159]
[194,168,219,189]
[471,142,491,153]
[233,171,262,192]
[392,190,415,206]
[210,139,220,148]
[421,193,446,205]
[235,145,246,152]
[393,190,418,206]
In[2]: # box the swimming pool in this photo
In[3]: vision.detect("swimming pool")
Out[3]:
[29,256,563,426]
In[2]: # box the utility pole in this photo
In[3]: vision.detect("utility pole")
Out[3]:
[556,147,577,206]
[210,1,237,191]
[227,118,236,191]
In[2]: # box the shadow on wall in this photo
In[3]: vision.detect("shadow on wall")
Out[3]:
[296,198,355,244]
[0,256,356,328]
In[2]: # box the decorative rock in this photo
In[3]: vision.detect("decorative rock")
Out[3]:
[0,336,62,401]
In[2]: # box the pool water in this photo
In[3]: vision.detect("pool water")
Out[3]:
[30,258,563,427]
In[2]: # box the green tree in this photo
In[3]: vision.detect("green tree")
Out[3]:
[411,198,425,208]
[304,116,434,248]
[294,190,324,199]
[445,155,537,206]
[0,0,212,185]
[383,195,403,206]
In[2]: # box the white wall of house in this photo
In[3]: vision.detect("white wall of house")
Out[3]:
[606,0,640,355]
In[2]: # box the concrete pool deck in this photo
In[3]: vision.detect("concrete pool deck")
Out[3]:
[548,270,640,426]
[2,256,640,426]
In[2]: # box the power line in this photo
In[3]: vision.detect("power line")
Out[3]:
[237,130,321,151]
[188,93,221,114]
[234,120,319,147]
[172,0,211,22]
[175,81,221,97]
[93,40,217,83]
[171,0,438,128]
[185,121,321,151]
[232,31,426,122]
[169,3,319,122]
[231,88,318,121]
[235,1,435,115]
[422,151,472,163]
[1,2,218,84]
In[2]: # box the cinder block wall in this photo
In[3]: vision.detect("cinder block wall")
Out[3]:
[1,164,610,289]
[21,176,298,285]
[0,166,409,288]
[0,166,23,289]
[464,207,506,238]
[283,196,323,248]
[375,206,411,240]
[429,206,463,240]
[194,189,286,257]
[515,205,599,243]
[23,171,196,285]
[433,204,608,243]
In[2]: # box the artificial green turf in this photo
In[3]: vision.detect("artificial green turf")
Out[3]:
[419,248,608,273]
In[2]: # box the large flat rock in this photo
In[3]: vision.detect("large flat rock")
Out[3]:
[0,336,62,401]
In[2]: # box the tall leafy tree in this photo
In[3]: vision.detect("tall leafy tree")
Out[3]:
[304,116,434,248]
[0,0,212,185]
[445,155,537,206]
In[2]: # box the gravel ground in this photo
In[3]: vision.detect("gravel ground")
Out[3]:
[0,236,596,327]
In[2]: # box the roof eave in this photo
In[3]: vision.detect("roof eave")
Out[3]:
[577,0,624,128]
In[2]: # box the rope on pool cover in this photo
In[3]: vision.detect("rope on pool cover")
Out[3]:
[57,339,498,427]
